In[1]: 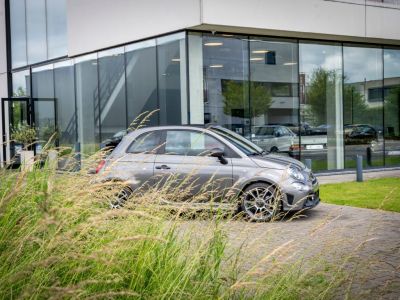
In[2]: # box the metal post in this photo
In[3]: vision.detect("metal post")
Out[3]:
[356,155,363,182]
[305,158,312,170]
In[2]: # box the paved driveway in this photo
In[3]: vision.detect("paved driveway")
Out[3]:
[317,169,400,184]
[183,203,400,299]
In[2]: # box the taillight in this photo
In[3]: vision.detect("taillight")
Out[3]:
[95,159,106,174]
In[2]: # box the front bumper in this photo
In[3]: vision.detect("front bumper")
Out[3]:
[302,190,320,209]
[281,177,320,211]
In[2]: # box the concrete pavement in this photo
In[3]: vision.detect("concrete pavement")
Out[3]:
[316,168,400,184]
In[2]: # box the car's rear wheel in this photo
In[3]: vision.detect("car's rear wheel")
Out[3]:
[270,146,278,153]
[241,183,281,222]
[110,186,133,209]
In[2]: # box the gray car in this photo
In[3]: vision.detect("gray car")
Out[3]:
[96,125,320,221]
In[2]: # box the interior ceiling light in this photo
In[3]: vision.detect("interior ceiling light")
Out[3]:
[204,42,223,46]
[171,58,180,62]
[250,57,263,61]
[209,64,223,68]
[283,62,297,66]
[252,50,269,54]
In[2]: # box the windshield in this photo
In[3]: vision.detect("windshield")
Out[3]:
[210,127,264,156]
[254,126,275,136]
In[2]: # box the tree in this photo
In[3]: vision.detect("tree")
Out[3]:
[384,86,400,137]
[222,80,272,118]
[305,68,367,125]
[305,68,334,125]
[13,86,26,97]
[343,84,368,125]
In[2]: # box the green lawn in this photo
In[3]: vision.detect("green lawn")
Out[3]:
[320,177,400,212]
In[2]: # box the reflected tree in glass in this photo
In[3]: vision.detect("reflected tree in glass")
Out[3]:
[222,81,271,119]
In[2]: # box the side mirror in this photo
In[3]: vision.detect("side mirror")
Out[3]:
[275,132,281,137]
[209,148,228,165]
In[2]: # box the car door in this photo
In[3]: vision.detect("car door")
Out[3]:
[113,130,162,190]
[153,129,233,200]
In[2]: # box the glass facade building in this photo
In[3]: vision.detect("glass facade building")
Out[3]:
[187,33,400,171]
[3,1,400,171]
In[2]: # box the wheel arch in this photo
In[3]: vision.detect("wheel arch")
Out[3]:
[239,179,277,196]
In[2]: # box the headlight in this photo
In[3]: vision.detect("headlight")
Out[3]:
[292,182,310,192]
[287,167,305,181]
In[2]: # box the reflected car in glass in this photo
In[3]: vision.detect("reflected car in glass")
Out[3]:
[250,125,296,153]
[100,130,127,149]
[344,124,378,144]
[96,125,320,221]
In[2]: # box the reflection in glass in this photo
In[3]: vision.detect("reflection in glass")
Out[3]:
[8,99,29,159]
[75,54,100,154]
[54,60,76,147]
[299,42,343,171]
[343,46,383,168]
[383,48,400,166]
[250,37,299,154]
[47,0,68,59]
[12,70,30,97]
[125,40,158,126]
[32,65,56,151]
[188,33,204,124]
[10,0,27,68]
[98,47,127,141]
[202,34,250,136]
[26,0,47,64]
[157,33,187,125]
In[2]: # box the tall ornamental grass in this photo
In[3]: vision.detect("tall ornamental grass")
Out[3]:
[0,156,342,299]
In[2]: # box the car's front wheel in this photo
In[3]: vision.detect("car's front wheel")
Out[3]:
[241,183,281,222]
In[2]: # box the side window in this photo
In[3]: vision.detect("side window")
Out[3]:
[275,127,283,137]
[281,127,290,136]
[126,131,161,154]
[164,130,226,156]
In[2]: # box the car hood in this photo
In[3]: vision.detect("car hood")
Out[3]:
[250,154,306,170]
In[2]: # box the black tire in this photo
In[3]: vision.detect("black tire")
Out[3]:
[240,182,281,222]
[270,146,279,153]
[110,186,133,209]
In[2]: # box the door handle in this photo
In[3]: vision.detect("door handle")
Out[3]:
[155,164,171,170]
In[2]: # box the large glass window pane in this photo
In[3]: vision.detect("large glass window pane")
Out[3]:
[54,60,76,147]
[299,42,343,171]
[32,64,54,98]
[125,40,158,126]
[383,48,400,166]
[75,54,100,154]
[32,64,56,151]
[12,70,30,97]
[157,33,187,125]
[47,0,67,59]
[201,33,250,136]
[26,0,47,64]
[343,46,383,168]
[98,47,127,142]
[249,37,299,157]
[10,0,27,68]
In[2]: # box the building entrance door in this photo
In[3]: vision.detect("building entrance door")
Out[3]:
[1,97,57,165]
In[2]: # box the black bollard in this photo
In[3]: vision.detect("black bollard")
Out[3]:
[356,155,363,182]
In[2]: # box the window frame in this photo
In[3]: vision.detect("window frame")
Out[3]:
[157,129,238,158]
[125,130,163,154]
